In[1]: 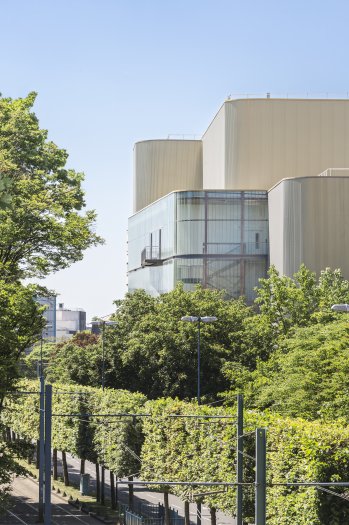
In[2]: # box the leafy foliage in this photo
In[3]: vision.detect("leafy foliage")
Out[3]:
[4,380,349,524]
[255,265,349,336]
[0,281,45,408]
[0,92,103,279]
[0,92,103,510]
[225,319,349,421]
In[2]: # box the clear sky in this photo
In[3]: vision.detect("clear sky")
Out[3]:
[1,0,349,320]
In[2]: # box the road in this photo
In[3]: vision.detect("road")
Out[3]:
[0,475,106,525]
[0,455,236,525]
[60,453,236,525]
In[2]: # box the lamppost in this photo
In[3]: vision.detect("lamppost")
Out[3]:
[91,319,117,390]
[180,316,217,405]
[181,315,217,525]
[91,318,117,505]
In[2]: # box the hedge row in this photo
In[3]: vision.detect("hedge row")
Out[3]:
[3,379,349,525]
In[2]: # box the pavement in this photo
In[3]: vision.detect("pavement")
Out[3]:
[0,475,106,524]
[0,454,236,525]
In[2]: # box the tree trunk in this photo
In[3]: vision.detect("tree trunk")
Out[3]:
[210,507,216,525]
[96,463,100,502]
[110,472,116,510]
[184,501,190,525]
[101,466,105,505]
[164,492,170,525]
[6,427,11,442]
[80,458,85,475]
[128,475,134,508]
[197,502,202,525]
[62,450,70,486]
[53,449,58,480]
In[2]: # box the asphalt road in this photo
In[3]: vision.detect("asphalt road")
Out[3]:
[0,475,105,525]
[0,455,236,525]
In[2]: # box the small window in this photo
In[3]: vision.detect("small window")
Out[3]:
[255,233,260,250]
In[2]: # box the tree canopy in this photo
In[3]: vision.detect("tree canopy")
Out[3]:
[0,92,103,508]
[0,92,103,279]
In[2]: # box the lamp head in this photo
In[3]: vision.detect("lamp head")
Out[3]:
[331,304,349,312]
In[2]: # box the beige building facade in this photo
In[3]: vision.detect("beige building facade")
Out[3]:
[129,98,349,298]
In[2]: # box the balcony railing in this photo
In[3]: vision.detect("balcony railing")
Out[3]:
[141,246,162,267]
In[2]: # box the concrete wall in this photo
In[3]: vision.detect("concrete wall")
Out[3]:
[269,176,349,278]
[133,139,202,212]
[202,103,226,189]
[203,98,349,191]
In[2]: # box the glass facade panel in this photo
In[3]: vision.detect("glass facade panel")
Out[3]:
[174,258,203,291]
[177,221,205,255]
[207,221,241,254]
[128,190,269,302]
[177,192,205,220]
[128,193,175,271]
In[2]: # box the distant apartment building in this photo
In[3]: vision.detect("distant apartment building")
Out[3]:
[36,295,57,340]
[56,303,86,340]
[128,97,349,301]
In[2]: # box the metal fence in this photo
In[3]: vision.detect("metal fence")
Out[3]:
[121,502,185,525]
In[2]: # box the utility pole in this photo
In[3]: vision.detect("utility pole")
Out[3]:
[255,428,266,525]
[38,376,45,522]
[44,384,52,525]
[236,394,243,525]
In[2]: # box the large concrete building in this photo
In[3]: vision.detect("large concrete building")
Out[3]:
[56,303,86,340]
[128,98,349,300]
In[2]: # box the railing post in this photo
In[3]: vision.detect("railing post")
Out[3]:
[255,428,266,525]
[236,394,243,525]
[44,384,52,525]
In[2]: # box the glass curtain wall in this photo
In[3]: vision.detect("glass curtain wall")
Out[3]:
[175,191,268,302]
[128,190,269,301]
[128,193,176,295]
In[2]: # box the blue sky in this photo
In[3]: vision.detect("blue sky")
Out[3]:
[2,0,349,320]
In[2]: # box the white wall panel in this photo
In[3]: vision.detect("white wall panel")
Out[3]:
[134,140,202,212]
[269,177,349,279]
[202,103,226,189]
[220,99,349,191]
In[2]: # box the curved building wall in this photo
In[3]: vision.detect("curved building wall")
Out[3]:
[203,99,349,191]
[269,176,349,278]
[133,140,202,212]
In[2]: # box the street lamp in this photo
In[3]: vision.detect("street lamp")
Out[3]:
[91,320,117,390]
[331,304,349,312]
[180,316,217,405]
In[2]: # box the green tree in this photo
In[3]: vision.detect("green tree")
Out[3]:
[0,279,46,511]
[0,92,103,509]
[0,280,45,407]
[224,318,349,420]
[255,264,320,335]
[113,284,252,400]
[255,264,349,334]
[0,92,103,279]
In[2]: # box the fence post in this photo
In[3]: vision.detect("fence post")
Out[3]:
[255,428,266,525]
[236,394,243,525]
[44,384,52,525]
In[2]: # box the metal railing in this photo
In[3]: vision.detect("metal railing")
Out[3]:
[318,168,349,177]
